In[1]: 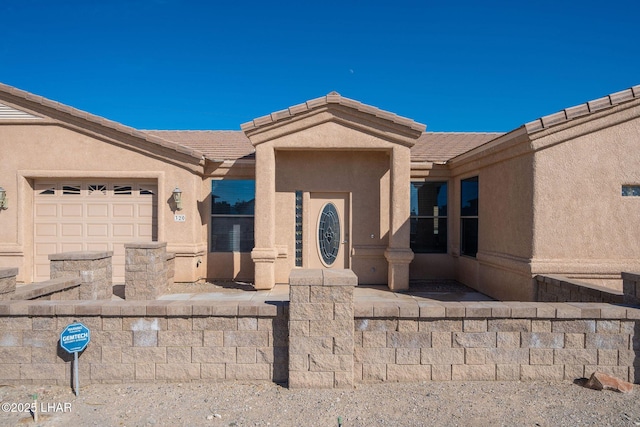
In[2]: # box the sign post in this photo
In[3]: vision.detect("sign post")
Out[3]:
[60,322,90,396]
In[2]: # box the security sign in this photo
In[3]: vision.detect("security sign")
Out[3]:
[60,322,90,353]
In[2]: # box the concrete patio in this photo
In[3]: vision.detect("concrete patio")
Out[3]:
[156,280,494,303]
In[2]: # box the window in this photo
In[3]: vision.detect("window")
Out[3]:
[210,180,255,252]
[622,185,640,197]
[410,182,447,253]
[460,176,478,257]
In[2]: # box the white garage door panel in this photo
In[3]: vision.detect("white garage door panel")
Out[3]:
[87,204,109,217]
[34,180,157,283]
[36,204,57,216]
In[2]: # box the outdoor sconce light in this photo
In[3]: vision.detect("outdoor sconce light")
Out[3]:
[172,187,182,211]
[0,187,7,210]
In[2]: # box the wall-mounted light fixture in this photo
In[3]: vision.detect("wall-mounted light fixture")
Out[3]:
[172,187,182,211]
[0,187,7,210]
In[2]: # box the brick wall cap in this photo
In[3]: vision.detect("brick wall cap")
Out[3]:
[124,242,167,249]
[48,251,113,261]
[621,271,640,281]
[0,267,18,279]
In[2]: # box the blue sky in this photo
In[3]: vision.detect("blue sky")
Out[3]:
[1,0,638,132]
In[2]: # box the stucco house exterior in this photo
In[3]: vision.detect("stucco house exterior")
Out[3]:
[0,82,639,301]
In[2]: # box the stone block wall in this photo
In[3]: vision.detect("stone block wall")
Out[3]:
[622,272,640,306]
[353,301,639,383]
[288,269,356,388]
[0,298,637,387]
[536,274,624,304]
[0,268,17,300]
[0,300,287,385]
[49,252,113,300]
[166,253,176,289]
[124,243,168,300]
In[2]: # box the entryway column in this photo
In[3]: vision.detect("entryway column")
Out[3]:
[385,146,414,291]
[252,145,277,290]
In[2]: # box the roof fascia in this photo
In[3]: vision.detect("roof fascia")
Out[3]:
[0,83,206,167]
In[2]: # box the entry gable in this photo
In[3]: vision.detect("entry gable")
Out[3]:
[241,92,426,148]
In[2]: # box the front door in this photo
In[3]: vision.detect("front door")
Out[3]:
[307,192,350,269]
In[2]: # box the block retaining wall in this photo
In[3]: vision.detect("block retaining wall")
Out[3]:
[0,299,638,386]
[0,301,287,385]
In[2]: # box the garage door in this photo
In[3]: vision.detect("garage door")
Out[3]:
[34,180,157,283]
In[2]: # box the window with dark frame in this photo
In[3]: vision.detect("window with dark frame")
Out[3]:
[460,176,479,257]
[210,180,255,252]
[410,181,448,253]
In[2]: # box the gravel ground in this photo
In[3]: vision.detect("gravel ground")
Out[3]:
[0,380,638,427]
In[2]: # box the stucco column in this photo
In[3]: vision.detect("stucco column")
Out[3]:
[385,146,414,291]
[251,145,277,290]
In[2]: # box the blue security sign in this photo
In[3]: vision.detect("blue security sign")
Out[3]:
[60,322,90,353]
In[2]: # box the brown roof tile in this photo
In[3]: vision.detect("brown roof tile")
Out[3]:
[144,130,256,161]
[241,92,426,133]
[147,130,502,164]
[411,132,503,163]
[524,84,640,134]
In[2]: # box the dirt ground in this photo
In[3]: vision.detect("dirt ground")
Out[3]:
[0,380,638,427]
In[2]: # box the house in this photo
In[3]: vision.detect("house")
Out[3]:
[0,82,639,301]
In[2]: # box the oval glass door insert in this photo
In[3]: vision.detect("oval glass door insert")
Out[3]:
[318,202,340,266]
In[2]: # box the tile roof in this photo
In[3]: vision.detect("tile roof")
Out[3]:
[144,130,256,161]
[524,84,640,133]
[241,91,426,134]
[146,130,502,163]
[411,132,502,163]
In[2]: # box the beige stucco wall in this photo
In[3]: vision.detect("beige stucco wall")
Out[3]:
[275,150,390,284]
[448,132,536,300]
[245,115,417,289]
[531,102,640,289]
[0,123,207,283]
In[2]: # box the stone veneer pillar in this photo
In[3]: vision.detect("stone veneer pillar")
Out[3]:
[49,251,113,300]
[0,268,18,300]
[289,269,357,388]
[124,242,167,300]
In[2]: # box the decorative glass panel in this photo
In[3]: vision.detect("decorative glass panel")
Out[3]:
[318,203,340,266]
[114,185,132,195]
[88,184,107,195]
[39,186,55,195]
[62,185,80,195]
[140,187,155,195]
[295,191,303,267]
[622,185,640,197]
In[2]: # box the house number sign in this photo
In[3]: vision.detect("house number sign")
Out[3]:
[174,214,186,222]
